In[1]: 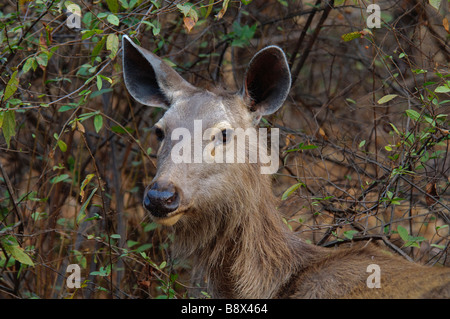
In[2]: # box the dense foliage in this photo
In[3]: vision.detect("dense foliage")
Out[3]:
[0,0,449,298]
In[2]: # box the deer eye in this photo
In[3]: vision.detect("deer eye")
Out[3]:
[154,127,165,141]
[220,128,233,144]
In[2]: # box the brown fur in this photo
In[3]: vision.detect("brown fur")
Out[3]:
[121,38,450,299]
[171,163,450,298]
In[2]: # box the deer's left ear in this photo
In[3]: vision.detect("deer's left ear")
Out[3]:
[241,46,291,119]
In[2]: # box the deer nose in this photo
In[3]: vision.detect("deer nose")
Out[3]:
[143,182,180,217]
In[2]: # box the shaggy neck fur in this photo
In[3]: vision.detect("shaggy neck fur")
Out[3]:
[171,163,319,298]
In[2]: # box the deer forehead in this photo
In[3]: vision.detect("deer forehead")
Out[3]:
[158,91,251,131]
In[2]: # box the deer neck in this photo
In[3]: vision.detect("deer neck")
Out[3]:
[216,198,299,298]
[173,167,308,298]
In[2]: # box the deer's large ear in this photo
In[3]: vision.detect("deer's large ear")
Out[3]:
[241,46,291,118]
[122,35,194,108]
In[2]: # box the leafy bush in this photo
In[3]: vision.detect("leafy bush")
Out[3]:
[0,0,449,298]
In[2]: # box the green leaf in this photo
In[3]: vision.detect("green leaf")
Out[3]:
[90,88,113,99]
[107,14,120,26]
[94,114,103,133]
[162,58,176,68]
[96,75,103,91]
[230,22,257,47]
[51,174,70,184]
[106,34,119,59]
[111,125,134,134]
[84,213,101,222]
[127,240,139,248]
[430,244,445,250]
[81,29,103,40]
[80,173,95,195]
[149,20,161,36]
[377,94,398,104]
[78,111,98,122]
[99,74,113,84]
[412,68,427,74]
[36,53,49,67]
[298,144,318,150]
[397,225,409,242]
[390,197,404,205]
[177,2,195,17]
[341,31,362,42]
[57,139,67,152]
[77,187,98,224]
[389,123,400,136]
[436,224,449,231]
[22,58,36,73]
[405,109,421,121]
[128,0,138,9]
[119,0,129,8]
[285,143,318,152]
[435,85,450,93]
[58,104,77,112]
[1,110,16,148]
[281,182,304,201]
[7,98,21,105]
[404,241,420,248]
[358,140,366,148]
[91,36,106,64]
[343,230,359,240]
[106,0,120,12]
[204,0,214,18]
[1,237,34,266]
[54,133,67,152]
[135,243,152,252]
[428,0,441,10]
[90,265,110,276]
[3,70,19,101]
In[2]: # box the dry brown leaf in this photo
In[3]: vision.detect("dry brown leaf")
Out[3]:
[215,0,230,20]
[318,127,328,140]
[183,17,196,32]
[285,134,294,147]
[76,121,85,133]
[443,18,450,34]
[425,183,439,206]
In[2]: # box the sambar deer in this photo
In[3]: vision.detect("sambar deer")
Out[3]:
[122,36,450,299]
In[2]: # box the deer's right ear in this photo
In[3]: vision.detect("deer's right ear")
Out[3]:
[122,36,194,108]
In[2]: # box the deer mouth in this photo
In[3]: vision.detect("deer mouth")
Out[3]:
[151,211,184,226]
[149,205,192,226]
